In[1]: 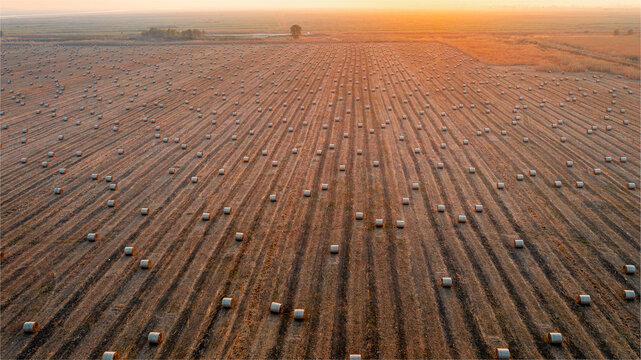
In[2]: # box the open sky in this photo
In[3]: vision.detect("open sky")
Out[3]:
[1,0,640,14]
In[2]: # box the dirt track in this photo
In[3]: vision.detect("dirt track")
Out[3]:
[1,42,639,359]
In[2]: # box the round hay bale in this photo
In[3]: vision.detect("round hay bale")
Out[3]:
[191,177,199,183]
[140,259,151,269]
[202,213,211,221]
[373,161,380,167]
[235,232,244,241]
[124,247,134,256]
[224,207,231,215]
[107,200,116,207]
[349,354,362,360]
[514,239,524,248]
[355,212,364,220]
[91,173,100,180]
[269,195,277,202]
[321,184,329,190]
[622,265,636,274]
[102,351,119,360]
[437,205,446,212]
[458,215,467,223]
[475,205,483,212]
[412,183,419,190]
[303,190,311,197]
[270,302,282,313]
[330,245,339,254]
[293,309,305,321]
[576,294,591,305]
[109,184,118,191]
[495,348,510,359]
[623,290,635,300]
[396,220,405,228]
[546,332,562,345]
[148,332,162,345]
[375,219,383,227]
[23,322,39,333]
[441,277,452,287]
[222,297,233,308]
[54,188,63,195]
[105,176,113,182]
[402,198,410,205]
[169,168,176,174]
[141,208,150,216]
[87,233,98,242]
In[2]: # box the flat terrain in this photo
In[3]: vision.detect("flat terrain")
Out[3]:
[1,41,639,359]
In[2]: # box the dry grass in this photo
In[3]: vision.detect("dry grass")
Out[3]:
[434,33,640,80]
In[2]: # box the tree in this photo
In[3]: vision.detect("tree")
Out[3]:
[614,29,620,35]
[290,25,302,39]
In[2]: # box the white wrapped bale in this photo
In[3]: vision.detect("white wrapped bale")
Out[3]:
[222,297,233,308]
[270,302,282,313]
[546,332,562,345]
[293,309,305,320]
[148,332,162,344]
[23,322,39,333]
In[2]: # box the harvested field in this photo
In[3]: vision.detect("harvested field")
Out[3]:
[1,41,639,359]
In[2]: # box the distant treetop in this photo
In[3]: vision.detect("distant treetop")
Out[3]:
[290,25,302,39]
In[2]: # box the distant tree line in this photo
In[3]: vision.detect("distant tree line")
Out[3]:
[613,28,634,36]
[141,27,205,40]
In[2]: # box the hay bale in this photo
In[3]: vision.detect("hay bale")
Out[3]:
[375,219,383,227]
[270,302,282,313]
[222,297,233,308]
[441,277,452,287]
[396,220,405,228]
[546,332,562,345]
[140,259,151,269]
[330,245,339,254]
[575,295,591,305]
[355,212,364,220]
[148,332,162,345]
[235,232,244,241]
[102,351,119,360]
[141,208,150,216]
[293,309,305,320]
[124,247,134,256]
[23,322,39,333]
[623,290,635,300]
[622,265,636,274]
[202,213,211,221]
[495,348,510,359]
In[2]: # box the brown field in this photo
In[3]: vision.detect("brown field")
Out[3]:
[1,37,640,360]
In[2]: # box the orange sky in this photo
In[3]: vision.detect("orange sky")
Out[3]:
[2,0,640,14]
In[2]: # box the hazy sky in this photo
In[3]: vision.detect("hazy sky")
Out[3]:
[2,0,639,13]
